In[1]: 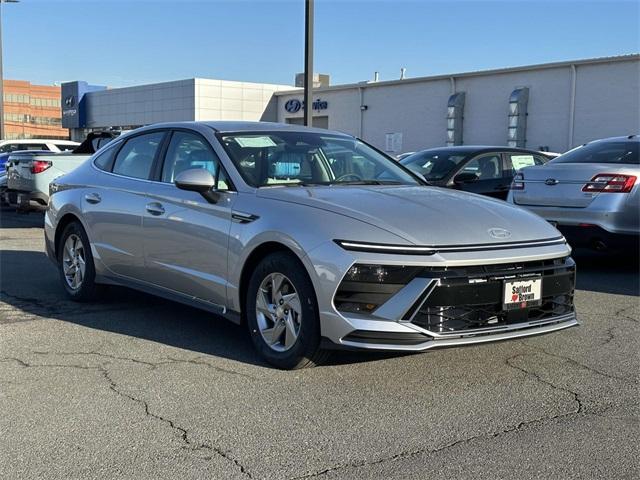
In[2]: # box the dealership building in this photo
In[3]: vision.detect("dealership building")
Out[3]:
[62,54,639,153]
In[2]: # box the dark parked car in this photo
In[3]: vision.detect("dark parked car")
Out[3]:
[400,146,555,199]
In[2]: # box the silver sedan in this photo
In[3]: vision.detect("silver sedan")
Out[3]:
[45,122,577,369]
[508,135,639,252]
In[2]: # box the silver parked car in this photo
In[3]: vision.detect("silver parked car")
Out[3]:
[45,122,577,369]
[508,135,639,251]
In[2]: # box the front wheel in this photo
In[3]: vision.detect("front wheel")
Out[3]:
[246,252,329,369]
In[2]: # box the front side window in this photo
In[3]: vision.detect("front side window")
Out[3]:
[402,151,468,181]
[162,131,230,190]
[461,154,503,180]
[552,141,639,165]
[219,131,420,187]
[112,132,164,180]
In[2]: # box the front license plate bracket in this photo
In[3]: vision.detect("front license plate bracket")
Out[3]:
[503,277,542,310]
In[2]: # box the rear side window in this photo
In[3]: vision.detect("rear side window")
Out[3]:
[112,132,164,180]
[508,153,548,173]
[553,141,639,165]
[93,146,118,171]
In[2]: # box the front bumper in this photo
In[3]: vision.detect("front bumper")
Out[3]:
[308,240,578,351]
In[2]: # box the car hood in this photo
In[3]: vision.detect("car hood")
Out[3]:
[257,185,560,246]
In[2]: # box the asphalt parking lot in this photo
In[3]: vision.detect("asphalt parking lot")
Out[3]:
[1,207,638,480]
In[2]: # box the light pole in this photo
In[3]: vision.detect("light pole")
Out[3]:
[0,0,19,140]
[303,0,314,127]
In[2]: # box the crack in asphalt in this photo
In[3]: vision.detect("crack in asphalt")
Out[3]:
[99,367,253,479]
[27,350,257,380]
[0,289,151,321]
[522,340,638,385]
[290,346,624,480]
[290,362,586,479]
[0,354,254,479]
[505,353,584,415]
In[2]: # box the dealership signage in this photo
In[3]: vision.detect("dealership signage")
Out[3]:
[61,81,107,129]
[284,98,328,113]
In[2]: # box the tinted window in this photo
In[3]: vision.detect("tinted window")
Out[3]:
[401,150,468,181]
[112,132,164,179]
[93,145,118,171]
[0,143,19,153]
[462,154,502,180]
[161,131,228,189]
[220,131,419,187]
[0,143,52,152]
[553,141,639,165]
[55,144,75,152]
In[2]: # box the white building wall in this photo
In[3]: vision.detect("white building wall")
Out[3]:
[573,60,640,146]
[195,79,289,122]
[360,79,451,152]
[455,67,572,150]
[276,56,639,154]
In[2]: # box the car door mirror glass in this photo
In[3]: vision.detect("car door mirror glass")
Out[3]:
[453,172,479,184]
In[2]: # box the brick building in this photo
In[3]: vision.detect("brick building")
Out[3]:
[2,80,68,140]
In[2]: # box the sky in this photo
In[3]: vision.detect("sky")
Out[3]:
[1,0,638,88]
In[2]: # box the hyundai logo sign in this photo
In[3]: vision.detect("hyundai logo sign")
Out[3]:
[64,95,75,108]
[285,99,302,113]
[284,98,328,113]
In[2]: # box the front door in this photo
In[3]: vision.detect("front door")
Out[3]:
[141,130,235,307]
[455,153,509,199]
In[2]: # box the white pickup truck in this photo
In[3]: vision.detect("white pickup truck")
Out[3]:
[4,132,116,212]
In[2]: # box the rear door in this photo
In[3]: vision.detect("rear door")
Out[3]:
[512,140,639,208]
[82,131,167,280]
[453,152,509,198]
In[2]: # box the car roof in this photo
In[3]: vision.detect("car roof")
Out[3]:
[585,134,639,144]
[125,121,351,137]
[403,145,549,157]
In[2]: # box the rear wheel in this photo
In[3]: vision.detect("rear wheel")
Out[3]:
[246,252,329,369]
[58,221,101,301]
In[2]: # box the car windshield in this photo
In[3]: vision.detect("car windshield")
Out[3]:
[218,131,421,187]
[401,150,468,181]
[552,140,639,165]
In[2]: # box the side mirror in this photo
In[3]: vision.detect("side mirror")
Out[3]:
[453,172,479,185]
[174,168,219,203]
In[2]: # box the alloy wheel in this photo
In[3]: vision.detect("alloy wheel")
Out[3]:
[255,272,302,352]
[62,234,86,290]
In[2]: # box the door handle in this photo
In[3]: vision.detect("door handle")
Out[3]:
[84,193,101,204]
[145,202,165,216]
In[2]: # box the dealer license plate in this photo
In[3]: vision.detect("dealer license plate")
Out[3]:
[503,277,542,310]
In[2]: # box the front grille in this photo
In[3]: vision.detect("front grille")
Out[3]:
[409,258,575,334]
[412,294,574,333]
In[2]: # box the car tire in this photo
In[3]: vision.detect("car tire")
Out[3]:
[246,252,330,369]
[57,221,101,302]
